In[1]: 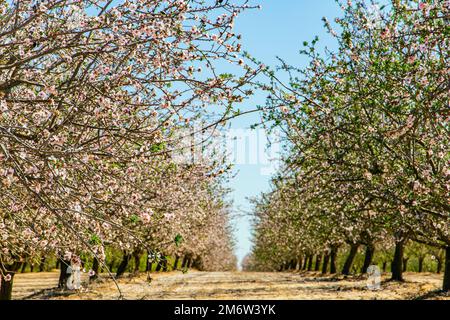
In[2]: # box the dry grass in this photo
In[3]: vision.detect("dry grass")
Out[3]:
[13,270,449,300]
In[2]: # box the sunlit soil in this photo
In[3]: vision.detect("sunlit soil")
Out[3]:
[13,270,449,300]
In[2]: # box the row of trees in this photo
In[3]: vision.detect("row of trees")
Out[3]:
[243,240,446,275]
[0,0,258,300]
[249,0,449,291]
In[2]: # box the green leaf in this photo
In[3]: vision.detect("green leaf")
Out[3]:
[174,234,183,247]
[89,234,101,246]
[219,73,233,80]
[150,142,166,153]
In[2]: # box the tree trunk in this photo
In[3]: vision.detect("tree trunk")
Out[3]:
[329,246,338,274]
[436,258,442,274]
[116,252,131,278]
[443,246,450,291]
[20,263,27,273]
[302,255,309,270]
[402,257,409,272]
[90,257,99,281]
[193,256,203,271]
[0,272,14,300]
[382,261,387,272]
[391,240,405,281]
[0,263,22,300]
[181,255,189,268]
[296,256,302,270]
[314,255,322,271]
[361,244,375,274]
[307,255,313,271]
[290,259,296,270]
[39,257,46,272]
[133,251,141,273]
[321,253,330,274]
[58,259,71,288]
[173,255,180,270]
[162,256,168,272]
[342,244,359,275]
[418,257,424,273]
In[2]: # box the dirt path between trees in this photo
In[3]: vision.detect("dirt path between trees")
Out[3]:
[13,271,448,300]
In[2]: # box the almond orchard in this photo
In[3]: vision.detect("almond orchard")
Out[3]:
[0,0,448,301]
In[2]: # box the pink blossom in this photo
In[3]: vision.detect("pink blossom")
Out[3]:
[418,2,427,10]
[280,106,289,114]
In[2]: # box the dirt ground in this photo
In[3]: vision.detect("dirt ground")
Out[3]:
[13,270,449,300]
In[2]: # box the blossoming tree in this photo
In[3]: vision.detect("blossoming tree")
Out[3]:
[250,0,449,290]
[0,0,256,299]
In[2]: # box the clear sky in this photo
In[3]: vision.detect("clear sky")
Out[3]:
[228,0,341,267]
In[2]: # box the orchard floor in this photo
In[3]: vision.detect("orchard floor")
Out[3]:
[13,270,449,300]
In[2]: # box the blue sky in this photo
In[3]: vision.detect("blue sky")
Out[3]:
[228,0,341,266]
